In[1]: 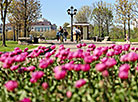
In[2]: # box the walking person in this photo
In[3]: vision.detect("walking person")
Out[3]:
[125,33,130,43]
[59,26,64,43]
[63,29,68,41]
[75,26,81,43]
[56,30,60,41]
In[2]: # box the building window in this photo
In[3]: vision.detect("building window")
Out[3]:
[38,27,40,32]
[8,27,12,30]
[35,27,37,31]
[41,27,43,32]
[45,27,47,31]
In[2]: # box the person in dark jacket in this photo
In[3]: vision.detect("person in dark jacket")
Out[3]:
[59,26,64,43]
[63,29,68,41]
[56,30,60,41]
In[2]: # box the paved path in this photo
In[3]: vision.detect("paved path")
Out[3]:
[32,39,138,52]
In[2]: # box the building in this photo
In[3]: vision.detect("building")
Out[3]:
[0,18,57,33]
[132,19,138,29]
[67,22,90,40]
[31,18,57,32]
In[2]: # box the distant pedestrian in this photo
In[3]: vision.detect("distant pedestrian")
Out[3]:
[63,29,68,41]
[56,30,60,41]
[125,33,130,43]
[59,26,64,43]
[75,26,81,43]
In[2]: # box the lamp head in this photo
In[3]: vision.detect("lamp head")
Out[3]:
[74,9,77,15]
[67,9,70,15]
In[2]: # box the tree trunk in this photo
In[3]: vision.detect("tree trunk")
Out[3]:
[124,21,126,39]
[2,20,7,47]
[16,26,19,41]
[101,24,104,37]
[98,23,101,37]
[19,24,21,37]
[13,26,16,41]
[24,0,27,37]
[128,15,130,39]
[106,20,109,36]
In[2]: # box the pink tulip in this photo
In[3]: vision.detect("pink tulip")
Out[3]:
[50,45,56,49]
[64,63,73,71]
[10,65,19,71]
[24,48,28,52]
[14,47,20,50]
[119,64,130,72]
[39,62,48,69]
[27,66,36,71]
[73,64,81,71]
[31,71,44,80]
[123,44,130,51]
[4,80,18,91]
[76,44,82,48]
[44,48,49,52]
[66,91,72,98]
[3,63,12,69]
[93,49,102,56]
[82,43,87,47]
[101,57,108,63]
[20,98,31,102]
[120,54,128,62]
[75,79,86,88]
[95,63,106,72]
[54,70,67,80]
[131,47,135,50]
[42,82,48,90]
[119,71,128,79]
[30,78,37,83]
[81,64,91,72]
[106,51,114,57]
[105,58,117,68]
[113,45,122,51]
[102,70,109,77]
[136,66,138,71]
[84,56,93,64]
[88,44,96,49]
[127,52,138,62]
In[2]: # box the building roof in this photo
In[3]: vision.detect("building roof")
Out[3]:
[67,22,90,27]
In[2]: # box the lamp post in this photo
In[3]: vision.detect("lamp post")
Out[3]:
[67,6,77,41]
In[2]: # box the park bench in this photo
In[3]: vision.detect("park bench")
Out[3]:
[18,37,32,45]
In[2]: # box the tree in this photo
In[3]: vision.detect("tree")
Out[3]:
[0,0,12,46]
[74,5,92,23]
[8,0,41,37]
[92,1,113,37]
[63,22,69,28]
[115,0,134,39]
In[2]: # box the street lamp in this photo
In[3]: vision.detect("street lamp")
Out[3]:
[67,6,77,41]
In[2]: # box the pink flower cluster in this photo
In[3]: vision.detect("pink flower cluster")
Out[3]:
[39,58,54,69]
[95,58,117,77]
[20,98,31,102]
[120,52,138,62]
[75,79,86,88]
[4,80,18,91]
[30,71,44,83]
[119,64,130,79]
[54,66,67,80]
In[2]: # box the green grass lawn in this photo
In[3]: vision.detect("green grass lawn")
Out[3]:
[111,39,138,42]
[0,41,38,52]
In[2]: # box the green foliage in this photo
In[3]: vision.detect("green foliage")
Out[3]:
[74,5,92,22]
[30,30,57,40]
[0,41,37,52]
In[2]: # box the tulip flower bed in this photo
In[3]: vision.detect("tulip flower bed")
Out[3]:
[1,43,138,102]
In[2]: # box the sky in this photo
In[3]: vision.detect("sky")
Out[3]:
[40,0,115,27]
